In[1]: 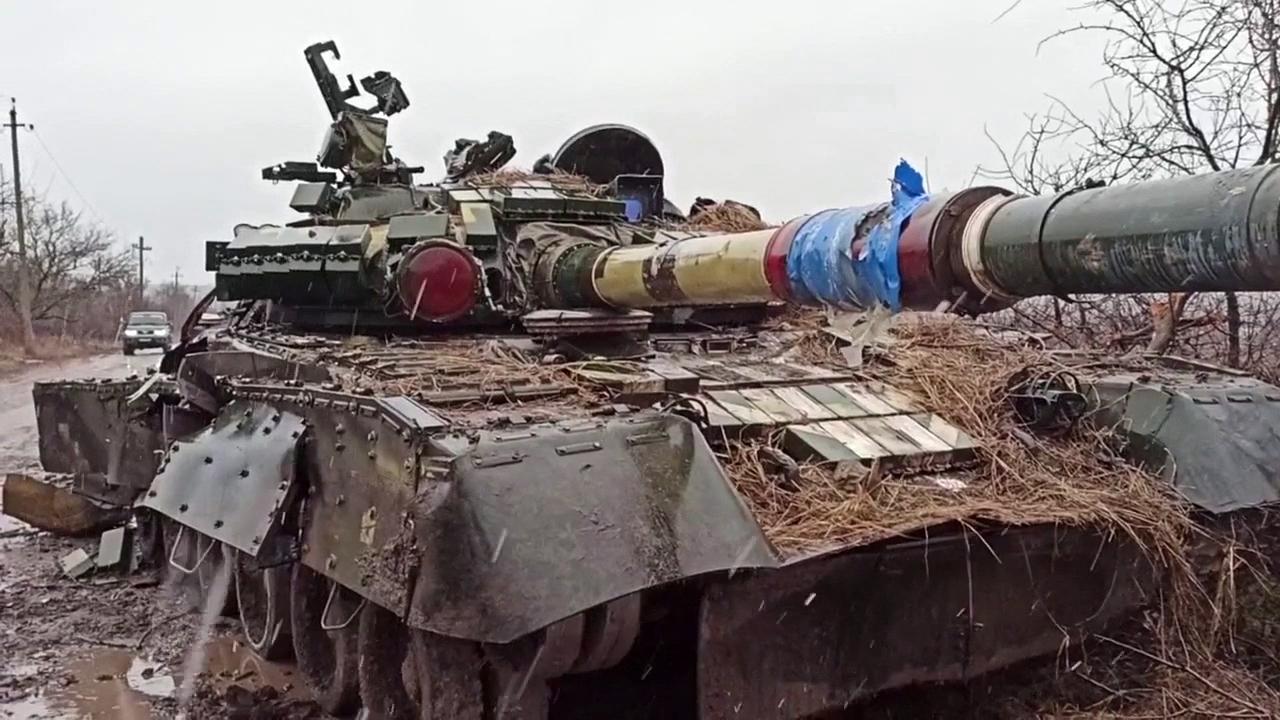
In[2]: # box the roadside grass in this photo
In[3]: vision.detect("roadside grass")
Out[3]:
[0,336,117,376]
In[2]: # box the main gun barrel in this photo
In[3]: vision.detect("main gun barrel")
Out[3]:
[976,165,1280,300]
[563,164,1280,314]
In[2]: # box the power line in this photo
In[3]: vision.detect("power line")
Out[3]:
[28,126,105,224]
[992,0,1024,23]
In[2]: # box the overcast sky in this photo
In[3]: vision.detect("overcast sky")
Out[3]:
[0,1,1108,287]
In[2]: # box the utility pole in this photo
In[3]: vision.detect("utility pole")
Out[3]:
[134,235,151,306]
[172,267,181,291]
[5,99,35,355]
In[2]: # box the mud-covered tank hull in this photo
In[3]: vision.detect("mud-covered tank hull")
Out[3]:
[22,366,1161,719]
[18,38,1280,720]
[698,527,1152,717]
[30,331,1268,718]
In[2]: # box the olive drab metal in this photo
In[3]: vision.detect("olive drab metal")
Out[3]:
[18,40,1280,720]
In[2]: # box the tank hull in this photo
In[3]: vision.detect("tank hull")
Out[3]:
[25,328,1268,718]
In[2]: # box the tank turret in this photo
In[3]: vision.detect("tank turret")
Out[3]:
[220,48,1280,329]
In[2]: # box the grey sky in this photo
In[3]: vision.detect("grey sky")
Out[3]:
[0,0,1107,287]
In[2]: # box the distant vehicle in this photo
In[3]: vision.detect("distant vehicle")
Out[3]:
[121,311,171,355]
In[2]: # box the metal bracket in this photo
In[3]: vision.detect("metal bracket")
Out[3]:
[319,579,367,631]
[167,526,216,575]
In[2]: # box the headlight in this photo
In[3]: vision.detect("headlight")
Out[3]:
[124,329,139,337]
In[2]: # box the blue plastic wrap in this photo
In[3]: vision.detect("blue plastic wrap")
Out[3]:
[785,160,928,311]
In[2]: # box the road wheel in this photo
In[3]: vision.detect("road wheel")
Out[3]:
[290,563,360,715]
[406,629,484,720]
[357,604,417,719]
[234,552,293,660]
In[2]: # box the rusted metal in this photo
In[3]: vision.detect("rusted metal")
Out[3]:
[1,473,128,536]
[34,378,163,500]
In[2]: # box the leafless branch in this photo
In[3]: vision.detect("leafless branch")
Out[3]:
[985,0,1280,367]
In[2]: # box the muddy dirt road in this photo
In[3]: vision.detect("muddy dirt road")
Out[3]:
[0,351,313,719]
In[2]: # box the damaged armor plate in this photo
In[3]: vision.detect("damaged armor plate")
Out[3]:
[141,400,305,558]
[409,413,777,642]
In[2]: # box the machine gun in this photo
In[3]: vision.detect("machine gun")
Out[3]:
[260,161,337,183]
[259,41,415,186]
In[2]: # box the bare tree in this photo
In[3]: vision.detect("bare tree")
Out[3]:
[148,282,198,331]
[0,180,133,341]
[983,0,1280,362]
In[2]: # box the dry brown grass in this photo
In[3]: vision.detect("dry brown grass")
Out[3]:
[869,620,1280,718]
[0,335,115,375]
[323,338,629,424]
[730,316,1194,569]
[955,569,1280,719]
[675,202,773,233]
[732,314,1280,718]
[459,168,608,196]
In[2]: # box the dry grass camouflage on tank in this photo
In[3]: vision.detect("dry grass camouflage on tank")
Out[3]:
[14,37,1280,720]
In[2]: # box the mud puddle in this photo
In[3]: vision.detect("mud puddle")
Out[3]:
[0,636,304,719]
[0,350,320,719]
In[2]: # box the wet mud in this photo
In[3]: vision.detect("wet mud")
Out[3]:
[0,351,317,719]
[0,637,310,719]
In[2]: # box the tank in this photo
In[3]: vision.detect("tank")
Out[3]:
[16,40,1280,719]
